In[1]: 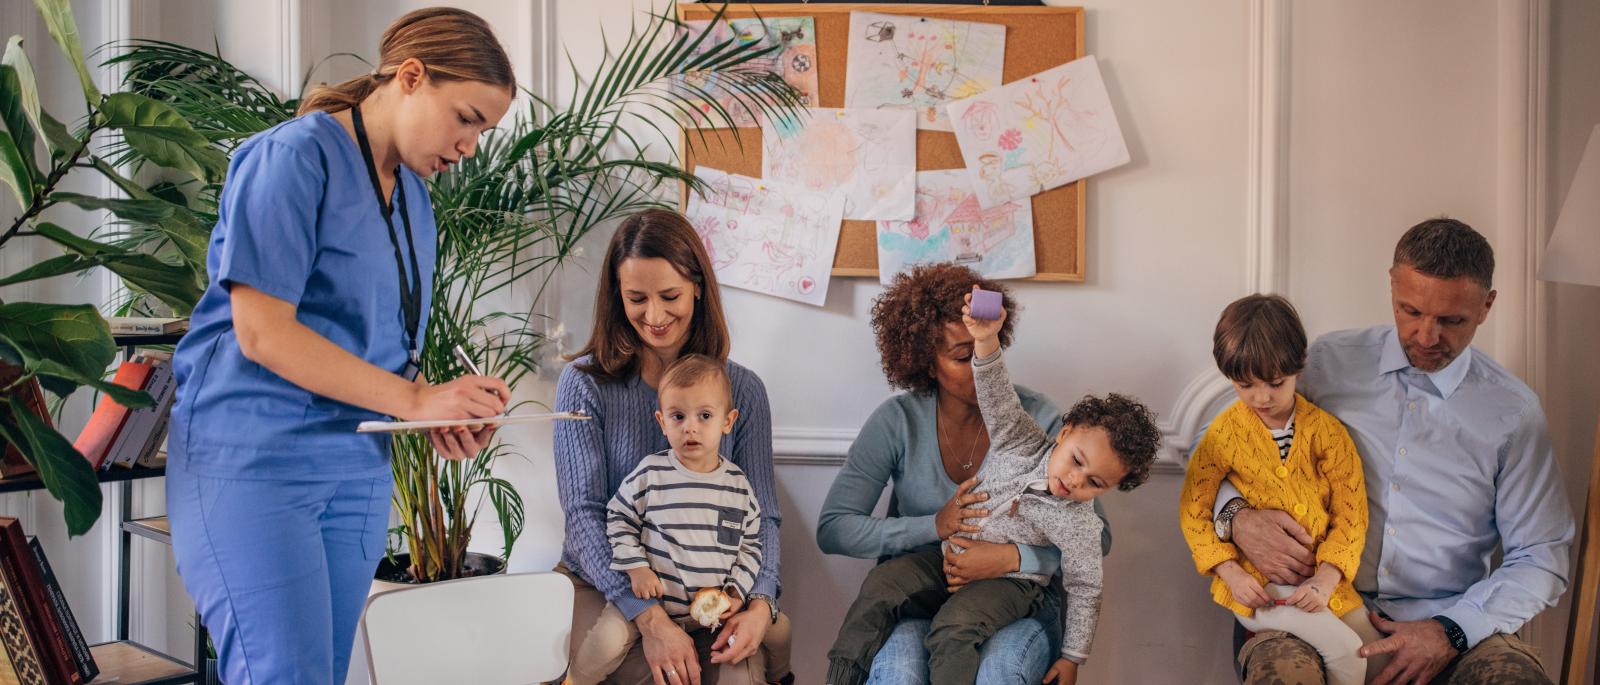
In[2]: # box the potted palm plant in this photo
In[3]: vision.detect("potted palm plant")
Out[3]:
[104,6,804,586]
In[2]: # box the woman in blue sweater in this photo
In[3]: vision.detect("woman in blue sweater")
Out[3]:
[818,263,1110,684]
[554,209,791,685]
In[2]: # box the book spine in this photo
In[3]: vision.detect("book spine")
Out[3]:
[111,364,171,469]
[0,548,50,685]
[26,540,96,682]
[0,521,76,685]
[108,322,165,335]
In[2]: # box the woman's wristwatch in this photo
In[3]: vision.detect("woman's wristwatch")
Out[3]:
[748,593,779,624]
[1215,498,1250,542]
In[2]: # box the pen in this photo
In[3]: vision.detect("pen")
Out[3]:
[453,344,503,401]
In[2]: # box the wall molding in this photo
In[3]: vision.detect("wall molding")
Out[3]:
[1493,0,1554,656]
[773,369,1236,475]
[1245,0,1289,295]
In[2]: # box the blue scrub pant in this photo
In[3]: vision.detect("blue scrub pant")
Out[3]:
[167,466,392,684]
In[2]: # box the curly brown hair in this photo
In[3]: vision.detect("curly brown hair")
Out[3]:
[1063,393,1161,491]
[871,263,1017,394]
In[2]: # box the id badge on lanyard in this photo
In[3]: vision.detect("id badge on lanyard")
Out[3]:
[352,105,424,383]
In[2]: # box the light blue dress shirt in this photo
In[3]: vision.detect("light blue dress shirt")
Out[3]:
[1216,325,1573,649]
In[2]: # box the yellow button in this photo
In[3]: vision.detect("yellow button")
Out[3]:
[1330,597,1343,611]
[1275,466,1290,478]
[1294,503,1308,516]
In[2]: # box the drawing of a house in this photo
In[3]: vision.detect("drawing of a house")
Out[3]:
[946,195,1020,263]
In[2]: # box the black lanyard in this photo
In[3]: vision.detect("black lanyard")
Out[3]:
[351,105,423,375]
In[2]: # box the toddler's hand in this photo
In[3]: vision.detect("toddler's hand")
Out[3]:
[961,286,1006,345]
[719,590,744,621]
[1285,562,1341,613]
[1043,658,1078,685]
[1216,561,1273,609]
[627,567,664,600]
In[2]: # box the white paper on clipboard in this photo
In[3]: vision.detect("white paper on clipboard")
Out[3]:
[356,411,591,434]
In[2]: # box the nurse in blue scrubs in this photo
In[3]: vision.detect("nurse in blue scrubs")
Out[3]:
[166,8,515,683]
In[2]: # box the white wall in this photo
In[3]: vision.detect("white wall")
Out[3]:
[18,0,1589,683]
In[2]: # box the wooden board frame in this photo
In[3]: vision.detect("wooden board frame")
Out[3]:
[676,3,1088,282]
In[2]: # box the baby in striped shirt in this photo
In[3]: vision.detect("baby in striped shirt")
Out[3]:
[579,354,764,681]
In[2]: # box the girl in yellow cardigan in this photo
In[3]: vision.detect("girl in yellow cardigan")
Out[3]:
[1179,295,1377,685]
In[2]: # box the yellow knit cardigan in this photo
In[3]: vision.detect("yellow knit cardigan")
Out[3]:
[1178,395,1368,618]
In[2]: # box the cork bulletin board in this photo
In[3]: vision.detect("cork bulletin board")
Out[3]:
[677,3,1087,281]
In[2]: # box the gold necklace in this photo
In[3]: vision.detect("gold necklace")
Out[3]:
[937,407,985,473]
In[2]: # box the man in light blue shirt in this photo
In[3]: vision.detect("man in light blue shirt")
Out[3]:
[1212,219,1574,685]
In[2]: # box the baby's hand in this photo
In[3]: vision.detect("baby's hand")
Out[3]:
[720,589,745,621]
[1043,658,1078,685]
[961,286,1006,345]
[1215,561,1273,609]
[627,567,664,599]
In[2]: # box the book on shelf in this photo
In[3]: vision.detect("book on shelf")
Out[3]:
[0,519,83,685]
[70,361,154,471]
[0,544,50,684]
[106,317,187,336]
[0,363,46,479]
[107,360,175,470]
[26,540,95,682]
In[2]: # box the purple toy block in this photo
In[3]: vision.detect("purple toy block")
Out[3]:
[969,288,1003,321]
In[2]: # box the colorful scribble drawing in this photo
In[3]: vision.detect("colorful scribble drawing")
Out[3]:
[684,167,845,306]
[948,55,1129,208]
[844,12,1006,131]
[876,169,1035,284]
[675,17,819,128]
[763,108,917,221]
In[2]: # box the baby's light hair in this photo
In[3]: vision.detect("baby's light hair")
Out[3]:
[660,354,732,406]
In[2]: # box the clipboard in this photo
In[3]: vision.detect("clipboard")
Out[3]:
[356,411,592,434]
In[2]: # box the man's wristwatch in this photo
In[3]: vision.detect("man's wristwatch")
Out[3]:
[1431,615,1468,654]
[1215,498,1250,542]
[748,593,779,624]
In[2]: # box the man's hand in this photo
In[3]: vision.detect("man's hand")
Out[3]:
[1043,658,1078,685]
[1214,560,1273,609]
[1231,507,1316,584]
[709,598,771,666]
[1359,613,1457,685]
[942,537,1019,592]
[936,477,988,540]
[637,606,700,685]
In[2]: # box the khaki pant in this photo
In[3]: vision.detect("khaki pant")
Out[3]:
[558,564,792,685]
[1237,584,1384,685]
[1240,627,1550,685]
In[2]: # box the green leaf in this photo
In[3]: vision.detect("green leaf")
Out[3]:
[29,358,151,409]
[36,109,77,159]
[0,302,116,397]
[49,191,175,222]
[30,0,99,104]
[3,38,44,160]
[0,397,102,536]
[0,128,31,209]
[0,65,41,184]
[32,223,202,314]
[91,160,210,266]
[100,93,226,182]
[0,253,93,288]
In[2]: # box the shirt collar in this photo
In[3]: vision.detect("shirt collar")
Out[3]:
[1379,327,1473,399]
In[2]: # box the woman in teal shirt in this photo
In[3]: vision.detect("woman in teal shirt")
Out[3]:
[167,9,514,683]
[819,263,1110,684]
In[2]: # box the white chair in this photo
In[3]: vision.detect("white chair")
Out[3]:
[362,572,574,685]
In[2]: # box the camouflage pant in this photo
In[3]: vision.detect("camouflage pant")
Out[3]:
[1238,629,1550,685]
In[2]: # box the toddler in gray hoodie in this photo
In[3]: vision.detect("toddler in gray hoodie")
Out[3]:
[826,288,1161,685]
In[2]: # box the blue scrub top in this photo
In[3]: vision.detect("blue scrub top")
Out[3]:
[169,111,436,481]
